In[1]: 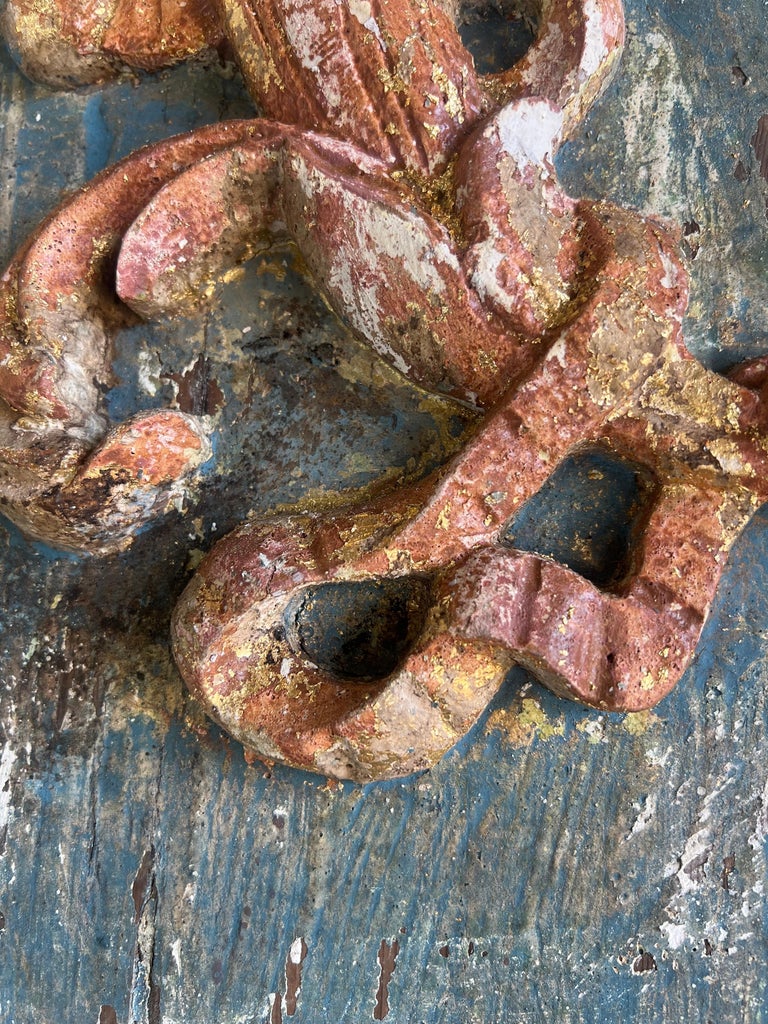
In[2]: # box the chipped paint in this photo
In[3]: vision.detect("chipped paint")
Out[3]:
[374,938,400,1020]
[495,99,563,174]
[621,710,657,735]
[0,742,18,834]
[659,921,688,951]
[285,936,307,1015]
[486,697,566,746]
[575,715,606,744]
[625,792,658,840]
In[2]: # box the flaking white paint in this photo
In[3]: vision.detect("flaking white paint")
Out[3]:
[579,0,613,85]
[626,792,658,840]
[0,742,17,834]
[495,101,564,175]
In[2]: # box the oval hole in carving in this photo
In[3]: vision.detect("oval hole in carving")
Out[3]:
[458,0,540,76]
[284,577,434,682]
[501,446,658,590]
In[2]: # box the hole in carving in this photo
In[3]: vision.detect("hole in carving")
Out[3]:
[501,446,658,590]
[284,576,434,681]
[107,251,473,535]
[458,0,540,76]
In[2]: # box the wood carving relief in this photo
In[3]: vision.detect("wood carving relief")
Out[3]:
[2,0,767,780]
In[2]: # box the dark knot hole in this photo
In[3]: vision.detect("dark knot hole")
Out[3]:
[284,576,434,682]
[458,0,540,76]
[501,446,659,591]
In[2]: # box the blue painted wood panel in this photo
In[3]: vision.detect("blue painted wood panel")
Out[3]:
[0,2,767,1021]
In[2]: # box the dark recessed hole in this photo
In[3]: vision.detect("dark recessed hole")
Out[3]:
[284,576,433,682]
[458,1,540,77]
[501,446,658,590]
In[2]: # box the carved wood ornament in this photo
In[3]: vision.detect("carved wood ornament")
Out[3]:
[2,0,767,780]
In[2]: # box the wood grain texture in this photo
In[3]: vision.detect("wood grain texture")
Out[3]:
[0,1,767,1021]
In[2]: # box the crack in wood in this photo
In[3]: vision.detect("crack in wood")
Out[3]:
[129,846,161,1024]
[132,848,155,924]
[166,352,224,417]
[721,854,736,891]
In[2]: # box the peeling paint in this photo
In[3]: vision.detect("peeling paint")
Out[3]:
[0,4,768,1022]
[750,114,768,182]
[374,938,400,1020]
[486,697,566,746]
[495,99,563,173]
[625,792,658,840]
[285,936,307,1015]
[0,742,18,838]
[622,710,658,735]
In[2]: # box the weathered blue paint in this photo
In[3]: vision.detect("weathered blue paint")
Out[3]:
[83,94,115,180]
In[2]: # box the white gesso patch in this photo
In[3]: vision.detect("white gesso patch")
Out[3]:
[282,1,330,74]
[699,766,737,823]
[645,744,674,769]
[660,921,688,950]
[626,792,658,840]
[494,100,564,175]
[325,257,396,364]
[675,828,712,896]
[468,239,514,314]
[347,0,373,22]
[659,251,679,291]
[353,198,460,295]
[0,743,17,833]
[136,349,161,396]
[363,16,386,51]
[748,777,768,852]
[545,336,569,369]
[171,938,183,976]
[579,0,612,84]
[348,0,387,50]
[281,0,344,112]
[375,341,411,377]
[273,804,289,826]
[319,178,458,374]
